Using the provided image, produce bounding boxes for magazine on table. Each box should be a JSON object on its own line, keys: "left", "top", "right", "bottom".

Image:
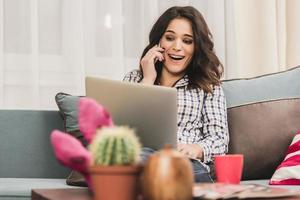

{"left": 193, "top": 183, "right": 300, "bottom": 199}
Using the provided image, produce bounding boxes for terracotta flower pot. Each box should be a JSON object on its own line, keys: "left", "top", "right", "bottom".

{"left": 89, "top": 165, "right": 143, "bottom": 200}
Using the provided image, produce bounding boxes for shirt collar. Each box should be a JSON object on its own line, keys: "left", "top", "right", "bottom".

{"left": 173, "top": 74, "right": 189, "bottom": 88}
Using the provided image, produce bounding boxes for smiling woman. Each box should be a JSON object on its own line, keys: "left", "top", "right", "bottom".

{"left": 158, "top": 18, "right": 194, "bottom": 86}
{"left": 123, "top": 6, "right": 229, "bottom": 183}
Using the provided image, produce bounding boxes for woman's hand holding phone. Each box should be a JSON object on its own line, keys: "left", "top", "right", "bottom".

{"left": 140, "top": 44, "right": 164, "bottom": 85}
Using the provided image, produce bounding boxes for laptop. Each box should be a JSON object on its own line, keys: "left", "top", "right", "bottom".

{"left": 85, "top": 76, "right": 178, "bottom": 150}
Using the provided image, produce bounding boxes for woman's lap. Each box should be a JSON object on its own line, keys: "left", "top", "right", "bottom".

{"left": 140, "top": 147, "right": 213, "bottom": 183}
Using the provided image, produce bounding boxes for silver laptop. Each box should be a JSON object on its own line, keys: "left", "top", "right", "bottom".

{"left": 85, "top": 76, "right": 178, "bottom": 150}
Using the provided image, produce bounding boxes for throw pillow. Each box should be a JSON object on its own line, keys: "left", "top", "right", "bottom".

{"left": 55, "top": 92, "right": 87, "bottom": 146}
{"left": 269, "top": 131, "right": 300, "bottom": 185}
{"left": 55, "top": 92, "right": 87, "bottom": 187}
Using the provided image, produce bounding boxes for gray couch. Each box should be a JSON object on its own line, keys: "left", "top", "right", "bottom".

{"left": 1, "top": 66, "right": 300, "bottom": 199}
{"left": 0, "top": 111, "right": 75, "bottom": 200}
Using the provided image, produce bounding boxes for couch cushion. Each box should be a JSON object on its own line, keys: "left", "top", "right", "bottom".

{"left": 0, "top": 110, "right": 69, "bottom": 178}
{"left": 222, "top": 66, "right": 300, "bottom": 108}
{"left": 0, "top": 178, "right": 76, "bottom": 199}
{"left": 227, "top": 98, "right": 300, "bottom": 180}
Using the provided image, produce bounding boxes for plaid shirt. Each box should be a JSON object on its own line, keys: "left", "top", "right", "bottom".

{"left": 123, "top": 70, "right": 229, "bottom": 166}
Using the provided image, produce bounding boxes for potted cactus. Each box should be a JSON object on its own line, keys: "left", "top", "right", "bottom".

{"left": 88, "top": 126, "right": 142, "bottom": 200}
{"left": 50, "top": 98, "right": 142, "bottom": 199}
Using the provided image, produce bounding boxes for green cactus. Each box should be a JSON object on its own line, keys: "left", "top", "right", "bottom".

{"left": 89, "top": 126, "right": 141, "bottom": 166}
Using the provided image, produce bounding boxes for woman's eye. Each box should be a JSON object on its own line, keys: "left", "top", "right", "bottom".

{"left": 183, "top": 39, "right": 193, "bottom": 44}
{"left": 165, "top": 36, "right": 174, "bottom": 41}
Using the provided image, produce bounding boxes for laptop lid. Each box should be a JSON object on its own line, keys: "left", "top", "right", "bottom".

{"left": 85, "top": 76, "right": 178, "bottom": 150}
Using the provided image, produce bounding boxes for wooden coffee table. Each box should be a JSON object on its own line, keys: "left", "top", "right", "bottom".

{"left": 32, "top": 188, "right": 92, "bottom": 200}
{"left": 31, "top": 188, "right": 300, "bottom": 200}
{"left": 32, "top": 188, "right": 143, "bottom": 200}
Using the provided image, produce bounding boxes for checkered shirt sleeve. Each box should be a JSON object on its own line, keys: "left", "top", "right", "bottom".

{"left": 198, "top": 85, "right": 229, "bottom": 163}
{"left": 122, "top": 70, "right": 142, "bottom": 83}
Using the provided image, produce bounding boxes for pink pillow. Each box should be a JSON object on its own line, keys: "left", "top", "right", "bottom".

{"left": 270, "top": 131, "right": 300, "bottom": 185}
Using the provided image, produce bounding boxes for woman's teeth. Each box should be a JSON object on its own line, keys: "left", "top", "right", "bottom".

{"left": 169, "top": 54, "right": 185, "bottom": 60}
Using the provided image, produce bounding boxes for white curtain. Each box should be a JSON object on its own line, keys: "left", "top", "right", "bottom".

{"left": 0, "top": 0, "right": 299, "bottom": 109}
{"left": 225, "top": 0, "right": 300, "bottom": 78}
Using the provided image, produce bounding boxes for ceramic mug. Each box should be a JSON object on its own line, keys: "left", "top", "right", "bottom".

{"left": 214, "top": 154, "right": 244, "bottom": 184}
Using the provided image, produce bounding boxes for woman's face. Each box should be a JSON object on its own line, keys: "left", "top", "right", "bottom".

{"left": 160, "top": 18, "right": 194, "bottom": 77}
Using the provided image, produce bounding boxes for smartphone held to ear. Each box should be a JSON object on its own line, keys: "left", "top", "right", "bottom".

{"left": 154, "top": 43, "right": 161, "bottom": 63}
{"left": 155, "top": 42, "right": 165, "bottom": 64}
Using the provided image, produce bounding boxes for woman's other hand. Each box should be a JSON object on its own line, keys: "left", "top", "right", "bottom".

{"left": 140, "top": 45, "right": 164, "bottom": 84}
{"left": 177, "top": 143, "right": 203, "bottom": 160}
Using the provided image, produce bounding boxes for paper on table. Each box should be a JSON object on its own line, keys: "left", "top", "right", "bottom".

{"left": 193, "top": 183, "right": 300, "bottom": 199}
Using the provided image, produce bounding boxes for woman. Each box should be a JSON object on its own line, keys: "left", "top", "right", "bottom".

{"left": 123, "top": 6, "right": 229, "bottom": 182}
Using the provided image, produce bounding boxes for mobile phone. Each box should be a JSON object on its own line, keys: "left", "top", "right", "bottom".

{"left": 154, "top": 42, "right": 162, "bottom": 64}
{"left": 155, "top": 42, "right": 164, "bottom": 72}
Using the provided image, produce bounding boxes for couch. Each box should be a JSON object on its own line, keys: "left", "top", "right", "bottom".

{"left": 0, "top": 111, "right": 76, "bottom": 200}
{"left": 1, "top": 66, "right": 300, "bottom": 199}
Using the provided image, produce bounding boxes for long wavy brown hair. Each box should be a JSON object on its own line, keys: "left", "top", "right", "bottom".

{"left": 139, "top": 6, "right": 223, "bottom": 93}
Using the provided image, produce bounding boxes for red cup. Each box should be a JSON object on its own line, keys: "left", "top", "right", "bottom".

{"left": 214, "top": 154, "right": 244, "bottom": 184}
